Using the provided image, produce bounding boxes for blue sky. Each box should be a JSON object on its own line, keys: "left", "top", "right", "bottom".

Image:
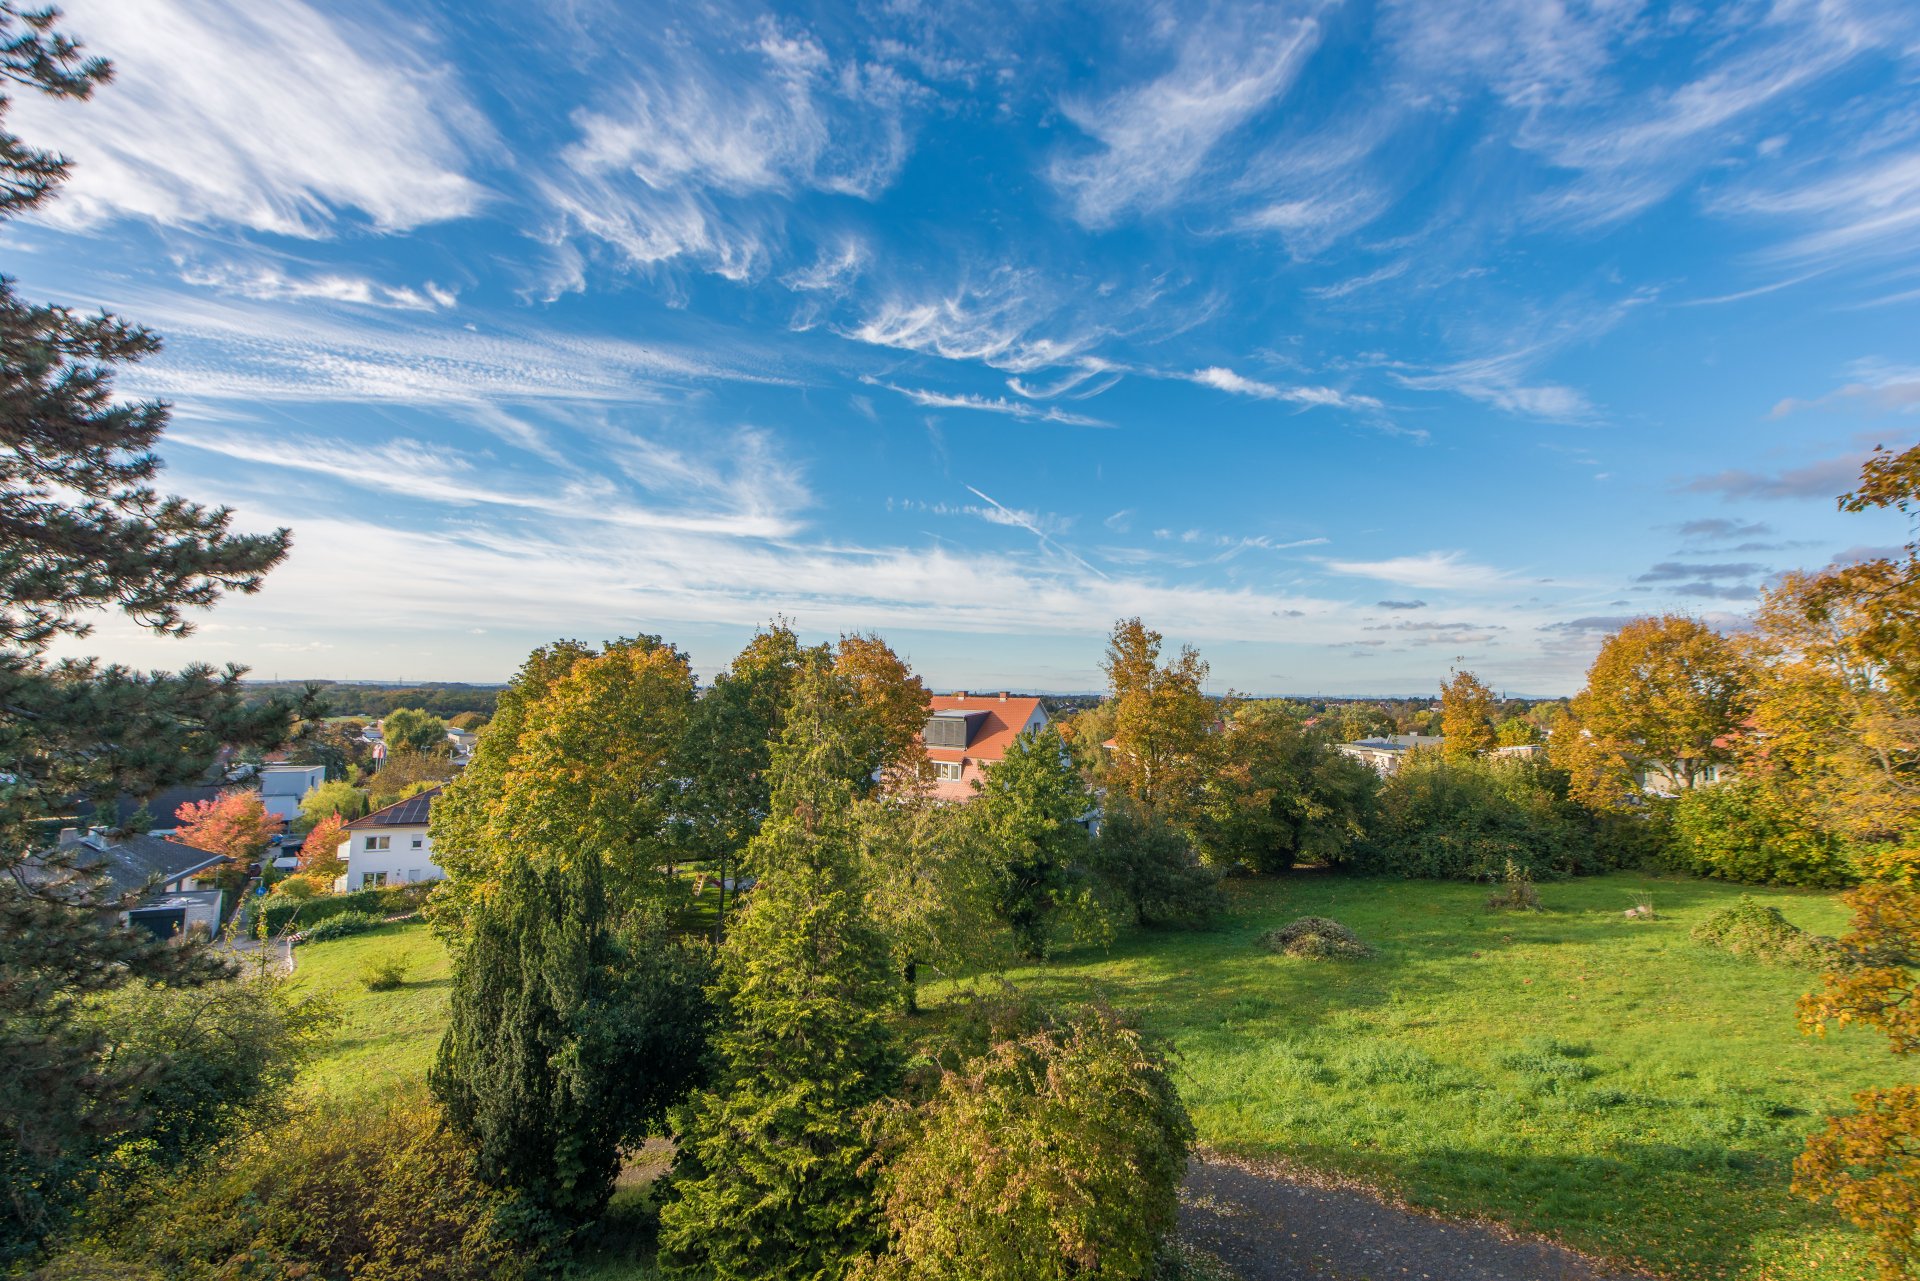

{"left": 18, "top": 0, "right": 1920, "bottom": 694}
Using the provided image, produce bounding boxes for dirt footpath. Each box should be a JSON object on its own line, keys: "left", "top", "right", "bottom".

{"left": 1179, "top": 1153, "right": 1654, "bottom": 1281}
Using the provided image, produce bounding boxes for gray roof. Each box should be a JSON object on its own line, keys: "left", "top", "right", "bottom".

{"left": 1347, "top": 734, "right": 1445, "bottom": 752}
{"left": 343, "top": 785, "right": 440, "bottom": 830}
{"left": 54, "top": 830, "right": 229, "bottom": 898}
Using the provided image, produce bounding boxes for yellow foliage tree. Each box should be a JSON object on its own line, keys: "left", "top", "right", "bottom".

{"left": 835, "top": 631, "right": 933, "bottom": 792}
{"left": 1101, "top": 618, "right": 1212, "bottom": 825}
{"left": 1440, "top": 669, "right": 1498, "bottom": 760}
{"left": 1798, "top": 883, "right": 1920, "bottom": 1277}
{"left": 1560, "top": 615, "right": 1747, "bottom": 812}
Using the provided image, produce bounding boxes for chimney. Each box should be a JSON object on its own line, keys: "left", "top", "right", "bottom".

{"left": 57, "top": 826, "right": 78, "bottom": 845}
{"left": 83, "top": 826, "right": 111, "bottom": 851}
{"left": 998, "top": 691, "right": 1009, "bottom": 702}
{"left": 954, "top": 691, "right": 967, "bottom": 701}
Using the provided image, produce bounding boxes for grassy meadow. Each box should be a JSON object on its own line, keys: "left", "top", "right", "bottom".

{"left": 286, "top": 872, "right": 1902, "bottom": 1281}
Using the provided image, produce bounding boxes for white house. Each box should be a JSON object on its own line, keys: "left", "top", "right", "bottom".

{"left": 258, "top": 763, "right": 326, "bottom": 824}
{"left": 335, "top": 786, "right": 443, "bottom": 891}
{"left": 921, "top": 692, "right": 1050, "bottom": 802}
{"left": 1336, "top": 733, "right": 1444, "bottom": 776}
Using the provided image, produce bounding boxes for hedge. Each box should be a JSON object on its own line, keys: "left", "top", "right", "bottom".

{"left": 256, "top": 881, "right": 434, "bottom": 936}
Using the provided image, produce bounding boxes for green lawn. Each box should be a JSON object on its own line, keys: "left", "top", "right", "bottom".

{"left": 291, "top": 922, "right": 452, "bottom": 1098}
{"left": 288, "top": 873, "right": 1904, "bottom": 1281}
{"left": 929, "top": 871, "right": 1903, "bottom": 1281}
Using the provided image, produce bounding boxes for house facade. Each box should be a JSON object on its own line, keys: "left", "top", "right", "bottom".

{"left": 1336, "top": 733, "right": 1444, "bottom": 776}
{"left": 258, "top": 763, "right": 325, "bottom": 824}
{"left": 335, "top": 786, "right": 443, "bottom": 890}
{"left": 922, "top": 691, "right": 1050, "bottom": 802}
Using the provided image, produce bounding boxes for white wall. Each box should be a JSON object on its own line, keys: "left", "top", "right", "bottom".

{"left": 336, "top": 824, "right": 443, "bottom": 891}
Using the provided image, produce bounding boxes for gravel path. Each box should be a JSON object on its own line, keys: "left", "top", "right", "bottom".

{"left": 1179, "top": 1153, "right": 1654, "bottom": 1281}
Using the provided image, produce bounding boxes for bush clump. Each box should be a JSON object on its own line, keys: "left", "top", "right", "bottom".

{"left": 361, "top": 952, "right": 410, "bottom": 990}
{"left": 859, "top": 1002, "right": 1192, "bottom": 1281}
{"left": 51, "top": 1094, "right": 548, "bottom": 1281}
{"left": 1666, "top": 779, "right": 1856, "bottom": 887}
{"left": 298, "top": 910, "right": 383, "bottom": 944}
{"left": 257, "top": 880, "right": 435, "bottom": 936}
{"left": 1485, "top": 860, "right": 1544, "bottom": 912}
{"left": 1354, "top": 753, "right": 1601, "bottom": 881}
{"left": 1693, "top": 896, "right": 1837, "bottom": 967}
{"left": 1261, "top": 916, "right": 1372, "bottom": 959}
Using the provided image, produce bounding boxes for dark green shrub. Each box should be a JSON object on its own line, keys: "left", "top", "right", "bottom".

{"left": 1666, "top": 779, "right": 1855, "bottom": 887}
{"left": 1693, "top": 896, "right": 1837, "bottom": 967}
{"left": 859, "top": 1004, "right": 1192, "bottom": 1281}
{"left": 297, "top": 910, "right": 382, "bottom": 944}
{"left": 1260, "top": 916, "right": 1371, "bottom": 959}
{"left": 1088, "top": 801, "right": 1224, "bottom": 928}
{"left": 257, "top": 880, "right": 434, "bottom": 936}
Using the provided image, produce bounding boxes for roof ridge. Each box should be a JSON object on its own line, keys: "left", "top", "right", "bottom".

{"left": 343, "top": 783, "right": 443, "bottom": 829}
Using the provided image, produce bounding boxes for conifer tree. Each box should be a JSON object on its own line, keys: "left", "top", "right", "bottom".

{"left": 431, "top": 850, "right": 712, "bottom": 1222}
{"left": 659, "top": 662, "right": 903, "bottom": 1281}
{"left": 0, "top": 8, "right": 300, "bottom": 1256}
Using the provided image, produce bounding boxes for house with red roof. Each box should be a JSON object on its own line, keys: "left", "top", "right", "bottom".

{"left": 922, "top": 691, "right": 1049, "bottom": 802}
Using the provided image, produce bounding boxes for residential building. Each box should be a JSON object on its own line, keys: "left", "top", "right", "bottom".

{"left": 922, "top": 691, "right": 1049, "bottom": 802}
{"left": 335, "top": 786, "right": 443, "bottom": 891}
{"left": 1337, "top": 733, "right": 1444, "bottom": 776}
{"left": 43, "top": 827, "right": 228, "bottom": 941}
{"left": 258, "top": 763, "right": 325, "bottom": 824}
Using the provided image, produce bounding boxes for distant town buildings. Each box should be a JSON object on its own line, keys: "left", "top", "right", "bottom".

{"left": 1336, "top": 733, "right": 1445, "bottom": 776}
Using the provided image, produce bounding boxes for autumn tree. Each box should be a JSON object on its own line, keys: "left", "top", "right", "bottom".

{"left": 835, "top": 631, "right": 933, "bottom": 791}
{"left": 429, "top": 636, "right": 695, "bottom": 933}
{"left": 365, "top": 749, "right": 456, "bottom": 810}
{"left": 1797, "top": 884, "right": 1920, "bottom": 1277}
{"left": 1440, "top": 669, "right": 1499, "bottom": 760}
{"left": 0, "top": 8, "right": 300, "bottom": 1254}
{"left": 1102, "top": 617, "right": 1213, "bottom": 825}
{"left": 172, "top": 789, "right": 275, "bottom": 890}
{"left": 294, "top": 811, "right": 348, "bottom": 887}
{"left": 1559, "top": 616, "right": 1747, "bottom": 812}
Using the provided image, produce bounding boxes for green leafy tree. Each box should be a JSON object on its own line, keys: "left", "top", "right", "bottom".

{"left": 1196, "top": 701, "right": 1377, "bottom": 872}
{"left": 674, "top": 622, "right": 810, "bottom": 931}
{"left": 1496, "top": 716, "right": 1542, "bottom": 747}
{"left": 1440, "top": 669, "right": 1499, "bottom": 760}
{"left": 659, "top": 688, "right": 903, "bottom": 1281}
{"left": 381, "top": 706, "right": 449, "bottom": 757}
{"left": 0, "top": 11, "right": 303, "bottom": 1256}
{"left": 854, "top": 792, "right": 1005, "bottom": 1013}
{"left": 365, "top": 749, "right": 456, "bottom": 810}
{"left": 1087, "top": 798, "right": 1222, "bottom": 927}
{"left": 972, "top": 725, "right": 1091, "bottom": 959}
{"left": 297, "top": 779, "right": 366, "bottom": 830}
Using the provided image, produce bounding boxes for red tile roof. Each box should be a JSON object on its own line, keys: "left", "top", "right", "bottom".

{"left": 923, "top": 693, "right": 1047, "bottom": 765}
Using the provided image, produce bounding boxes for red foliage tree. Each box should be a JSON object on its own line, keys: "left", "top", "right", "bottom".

{"left": 172, "top": 789, "right": 275, "bottom": 869}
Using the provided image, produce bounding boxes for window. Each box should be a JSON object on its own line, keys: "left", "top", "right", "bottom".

{"left": 411, "top": 836, "right": 423, "bottom": 848}
{"left": 364, "top": 835, "right": 390, "bottom": 851}
{"left": 924, "top": 714, "right": 971, "bottom": 748}
{"left": 407, "top": 869, "right": 422, "bottom": 882}
{"left": 361, "top": 871, "right": 388, "bottom": 889}
{"left": 935, "top": 760, "right": 964, "bottom": 782}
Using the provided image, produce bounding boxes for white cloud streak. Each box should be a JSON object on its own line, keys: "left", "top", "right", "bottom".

{"left": 14, "top": 0, "right": 486, "bottom": 236}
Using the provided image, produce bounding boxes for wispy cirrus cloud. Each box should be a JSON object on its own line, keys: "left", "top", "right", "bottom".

{"left": 544, "top": 16, "right": 918, "bottom": 281}
{"left": 1187, "top": 365, "right": 1383, "bottom": 411}
{"left": 176, "top": 258, "right": 457, "bottom": 311}
{"left": 865, "top": 380, "right": 1110, "bottom": 427}
{"left": 846, "top": 271, "right": 1095, "bottom": 372}
{"left": 1047, "top": 6, "right": 1323, "bottom": 227}
{"left": 14, "top": 0, "right": 487, "bottom": 236}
